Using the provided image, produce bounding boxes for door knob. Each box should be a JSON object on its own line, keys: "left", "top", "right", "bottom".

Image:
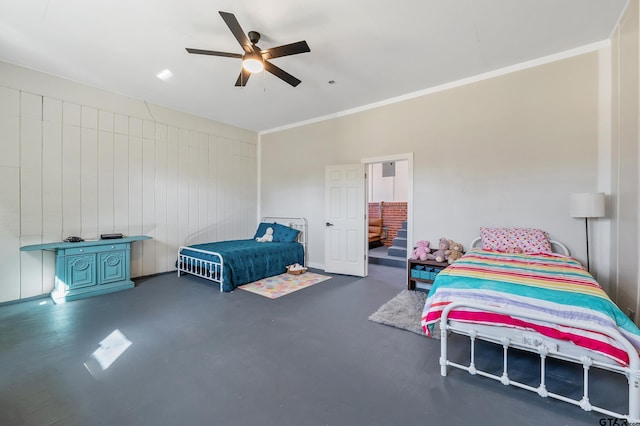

{"left": 326, "top": 222, "right": 334, "bottom": 227}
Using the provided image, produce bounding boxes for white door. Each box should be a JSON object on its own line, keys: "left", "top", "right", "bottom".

{"left": 324, "top": 164, "right": 366, "bottom": 276}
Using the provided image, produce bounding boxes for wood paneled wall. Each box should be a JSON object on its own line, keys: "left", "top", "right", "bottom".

{"left": 0, "top": 88, "right": 257, "bottom": 303}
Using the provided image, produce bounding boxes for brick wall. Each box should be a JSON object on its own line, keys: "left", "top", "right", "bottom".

{"left": 368, "top": 202, "right": 407, "bottom": 247}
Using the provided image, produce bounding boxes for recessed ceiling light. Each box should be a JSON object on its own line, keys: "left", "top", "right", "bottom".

{"left": 156, "top": 69, "right": 173, "bottom": 81}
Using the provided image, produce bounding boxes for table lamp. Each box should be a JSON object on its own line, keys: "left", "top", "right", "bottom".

{"left": 569, "top": 192, "right": 605, "bottom": 272}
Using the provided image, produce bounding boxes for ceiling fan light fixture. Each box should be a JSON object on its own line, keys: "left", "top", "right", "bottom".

{"left": 242, "top": 56, "right": 264, "bottom": 73}
{"left": 156, "top": 69, "right": 173, "bottom": 80}
{"left": 185, "top": 12, "right": 309, "bottom": 86}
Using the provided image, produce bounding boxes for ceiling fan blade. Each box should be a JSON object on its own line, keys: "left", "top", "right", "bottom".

{"left": 234, "top": 68, "right": 252, "bottom": 87}
{"left": 261, "top": 41, "right": 310, "bottom": 60}
{"left": 263, "top": 61, "right": 301, "bottom": 87}
{"left": 219, "top": 11, "right": 253, "bottom": 55}
{"left": 186, "top": 48, "right": 242, "bottom": 59}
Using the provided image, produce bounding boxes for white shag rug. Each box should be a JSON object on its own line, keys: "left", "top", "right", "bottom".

{"left": 368, "top": 289, "right": 432, "bottom": 337}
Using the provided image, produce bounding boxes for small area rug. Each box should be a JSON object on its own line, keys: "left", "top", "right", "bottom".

{"left": 368, "top": 289, "right": 432, "bottom": 338}
{"left": 239, "top": 272, "right": 332, "bottom": 299}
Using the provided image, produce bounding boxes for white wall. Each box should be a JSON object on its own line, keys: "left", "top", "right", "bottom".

{"left": 609, "top": 0, "right": 640, "bottom": 321}
{"left": 0, "top": 61, "right": 258, "bottom": 303}
{"left": 368, "top": 161, "right": 408, "bottom": 202}
{"left": 260, "top": 52, "right": 603, "bottom": 277}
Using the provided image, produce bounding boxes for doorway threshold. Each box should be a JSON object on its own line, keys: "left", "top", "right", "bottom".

{"left": 368, "top": 246, "right": 406, "bottom": 269}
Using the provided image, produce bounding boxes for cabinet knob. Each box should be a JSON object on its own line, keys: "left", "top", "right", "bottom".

{"left": 111, "top": 246, "right": 115, "bottom": 249}
{"left": 79, "top": 249, "right": 83, "bottom": 252}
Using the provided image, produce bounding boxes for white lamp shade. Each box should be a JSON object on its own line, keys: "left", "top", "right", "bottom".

{"left": 570, "top": 192, "right": 605, "bottom": 218}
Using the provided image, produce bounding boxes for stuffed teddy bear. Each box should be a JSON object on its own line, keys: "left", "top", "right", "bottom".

{"left": 410, "top": 240, "right": 431, "bottom": 261}
{"left": 429, "top": 237, "right": 450, "bottom": 263}
{"left": 255, "top": 227, "right": 273, "bottom": 242}
{"left": 445, "top": 240, "right": 464, "bottom": 264}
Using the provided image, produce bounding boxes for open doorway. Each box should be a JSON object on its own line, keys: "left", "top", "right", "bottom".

{"left": 365, "top": 158, "right": 410, "bottom": 272}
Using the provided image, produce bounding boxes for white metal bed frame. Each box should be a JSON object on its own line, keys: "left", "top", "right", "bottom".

{"left": 437, "top": 238, "right": 640, "bottom": 422}
{"left": 177, "top": 216, "right": 308, "bottom": 292}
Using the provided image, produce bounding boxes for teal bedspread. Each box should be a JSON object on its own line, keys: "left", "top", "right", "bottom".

{"left": 179, "top": 240, "right": 304, "bottom": 292}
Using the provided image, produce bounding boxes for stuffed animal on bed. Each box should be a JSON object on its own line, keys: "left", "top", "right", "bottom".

{"left": 429, "top": 237, "right": 450, "bottom": 263}
{"left": 445, "top": 241, "right": 464, "bottom": 264}
{"left": 410, "top": 240, "right": 431, "bottom": 261}
{"left": 256, "top": 227, "right": 273, "bottom": 242}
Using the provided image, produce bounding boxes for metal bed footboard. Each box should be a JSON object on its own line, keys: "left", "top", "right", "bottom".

{"left": 439, "top": 301, "right": 640, "bottom": 422}
{"left": 177, "top": 247, "right": 224, "bottom": 292}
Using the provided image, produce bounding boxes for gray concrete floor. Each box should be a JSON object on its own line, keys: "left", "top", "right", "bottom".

{"left": 0, "top": 265, "right": 626, "bottom": 425}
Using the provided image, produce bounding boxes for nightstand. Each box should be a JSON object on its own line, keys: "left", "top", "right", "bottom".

{"left": 407, "top": 259, "right": 449, "bottom": 291}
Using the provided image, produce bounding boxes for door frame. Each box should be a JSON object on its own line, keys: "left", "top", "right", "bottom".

{"left": 361, "top": 153, "right": 414, "bottom": 264}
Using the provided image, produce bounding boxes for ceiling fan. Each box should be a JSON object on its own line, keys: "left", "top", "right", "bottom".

{"left": 186, "top": 11, "right": 310, "bottom": 87}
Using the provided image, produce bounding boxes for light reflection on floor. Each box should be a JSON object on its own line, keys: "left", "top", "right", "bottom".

{"left": 84, "top": 329, "right": 132, "bottom": 378}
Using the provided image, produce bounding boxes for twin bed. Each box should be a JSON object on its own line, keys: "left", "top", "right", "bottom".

{"left": 421, "top": 227, "right": 640, "bottom": 421}
{"left": 178, "top": 221, "right": 640, "bottom": 419}
{"left": 177, "top": 217, "right": 307, "bottom": 292}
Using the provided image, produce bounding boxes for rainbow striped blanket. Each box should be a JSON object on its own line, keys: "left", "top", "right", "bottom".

{"left": 421, "top": 249, "right": 640, "bottom": 365}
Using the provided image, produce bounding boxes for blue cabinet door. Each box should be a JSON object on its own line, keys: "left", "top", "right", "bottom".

{"left": 98, "top": 251, "right": 126, "bottom": 284}
{"left": 66, "top": 255, "right": 97, "bottom": 289}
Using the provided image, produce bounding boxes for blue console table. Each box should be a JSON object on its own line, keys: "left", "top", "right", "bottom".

{"left": 20, "top": 236, "right": 151, "bottom": 304}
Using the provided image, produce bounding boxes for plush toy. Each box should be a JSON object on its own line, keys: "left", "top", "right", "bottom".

{"left": 410, "top": 240, "right": 431, "bottom": 261}
{"left": 256, "top": 227, "right": 273, "bottom": 242}
{"left": 287, "top": 263, "right": 307, "bottom": 274}
{"left": 445, "top": 240, "right": 464, "bottom": 264}
{"left": 429, "top": 237, "right": 450, "bottom": 263}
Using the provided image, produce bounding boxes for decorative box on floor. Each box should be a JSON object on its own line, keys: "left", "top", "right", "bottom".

{"left": 20, "top": 235, "right": 151, "bottom": 303}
